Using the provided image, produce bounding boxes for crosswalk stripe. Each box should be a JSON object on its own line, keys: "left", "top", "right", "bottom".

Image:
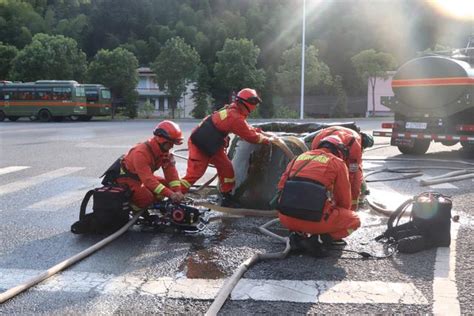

{"left": 24, "top": 189, "right": 86, "bottom": 212}
{"left": 0, "top": 166, "right": 30, "bottom": 176}
{"left": 0, "top": 268, "right": 428, "bottom": 305}
{"left": 0, "top": 167, "right": 84, "bottom": 196}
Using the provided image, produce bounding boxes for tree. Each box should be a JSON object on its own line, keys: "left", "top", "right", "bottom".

{"left": 191, "top": 65, "right": 212, "bottom": 119}
{"left": 151, "top": 36, "right": 200, "bottom": 118}
{"left": 11, "top": 33, "right": 87, "bottom": 82}
{"left": 331, "top": 75, "right": 348, "bottom": 118}
{"left": 0, "top": 43, "right": 18, "bottom": 79}
{"left": 351, "top": 49, "right": 397, "bottom": 116}
{"left": 275, "top": 44, "right": 332, "bottom": 96}
{"left": 213, "top": 38, "right": 265, "bottom": 102}
{"left": 87, "top": 47, "right": 139, "bottom": 118}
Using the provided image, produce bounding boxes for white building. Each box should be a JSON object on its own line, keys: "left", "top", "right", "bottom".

{"left": 366, "top": 71, "right": 395, "bottom": 117}
{"left": 136, "top": 67, "right": 196, "bottom": 118}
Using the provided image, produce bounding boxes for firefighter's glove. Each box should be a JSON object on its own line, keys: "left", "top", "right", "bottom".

{"left": 170, "top": 191, "right": 184, "bottom": 203}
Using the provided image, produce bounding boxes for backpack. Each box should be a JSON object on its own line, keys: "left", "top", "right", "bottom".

{"left": 71, "top": 185, "right": 131, "bottom": 234}
{"left": 375, "top": 192, "right": 452, "bottom": 253}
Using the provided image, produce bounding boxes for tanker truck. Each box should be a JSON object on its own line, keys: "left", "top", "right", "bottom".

{"left": 374, "top": 38, "right": 474, "bottom": 154}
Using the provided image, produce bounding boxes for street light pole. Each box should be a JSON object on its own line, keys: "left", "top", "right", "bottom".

{"left": 300, "top": 0, "right": 306, "bottom": 120}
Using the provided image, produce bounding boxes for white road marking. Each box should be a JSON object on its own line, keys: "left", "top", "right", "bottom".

{"left": 0, "top": 167, "right": 84, "bottom": 196}
{"left": 24, "top": 189, "right": 86, "bottom": 212}
{"left": 432, "top": 223, "right": 460, "bottom": 315}
{"left": 368, "top": 185, "right": 412, "bottom": 211}
{"left": 232, "top": 279, "right": 428, "bottom": 304}
{"left": 0, "top": 268, "right": 427, "bottom": 304}
{"left": 0, "top": 166, "right": 30, "bottom": 176}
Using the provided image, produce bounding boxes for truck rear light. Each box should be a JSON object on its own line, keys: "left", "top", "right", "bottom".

{"left": 382, "top": 122, "right": 394, "bottom": 129}
{"left": 457, "top": 124, "right": 474, "bottom": 132}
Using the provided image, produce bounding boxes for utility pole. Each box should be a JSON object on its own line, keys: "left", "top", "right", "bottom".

{"left": 300, "top": 0, "right": 306, "bottom": 120}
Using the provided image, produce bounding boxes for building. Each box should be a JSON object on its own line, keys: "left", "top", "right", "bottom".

{"left": 366, "top": 72, "right": 395, "bottom": 117}
{"left": 136, "top": 67, "right": 195, "bottom": 118}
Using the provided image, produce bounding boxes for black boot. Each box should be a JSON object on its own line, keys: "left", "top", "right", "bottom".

{"left": 220, "top": 192, "right": 240, "bottom": 208}
{"left": 299, "top": 235, "right": 330, "bottom": 258}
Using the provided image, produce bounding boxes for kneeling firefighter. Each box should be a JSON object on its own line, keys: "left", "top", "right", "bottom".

{"left": 181, "top": 88, "right": 273, "bottom": 206}
{"left": 276, "top": 135, "right": 361, "bottom": 256}
{"left": 311, "top": 126, "right": 374, "bottom": 211}
{"left": 102, "top": 120, "right": 185, "bottom": 210}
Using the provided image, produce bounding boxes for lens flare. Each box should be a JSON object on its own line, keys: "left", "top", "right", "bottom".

{"left": 429, "top": 0, "right": 474, "bottom": 20}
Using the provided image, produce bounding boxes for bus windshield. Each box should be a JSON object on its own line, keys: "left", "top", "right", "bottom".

{"left": 75, "top": 86, "right": 85, "bottom": 97}
{"left": 101, "top": 89, "right": 111, "bottom": 100}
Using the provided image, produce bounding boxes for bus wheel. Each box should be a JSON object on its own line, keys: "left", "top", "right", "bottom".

{"left": 0, "top": 111, "right": 5, "bottom": 122}
{"left": 79, "top": 115, "right": 92, "bottom": 121}
{"left": 397, "top": 139, "right": 430, "bottom": 155}
{"left": 38, "top": 109, "right": 52, "bottom": 122}
{"left": 7, "top": 116, "right": 19, "bottom": 122}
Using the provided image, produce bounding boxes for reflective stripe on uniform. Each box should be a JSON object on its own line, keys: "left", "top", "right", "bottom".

{"left": 351, "top": 199, "right": 358, "bottom": 205}
{"left": 347, "top": 228, "right": 354, "bottom": 235}
{"left": 154, "top": 183, "right": 166, "bottom": 195}
{"left": 296, "top": 153, "right": 330, "bottom": 164}
{"left": 224, "top": 177, "right": 235, "bottom": 183}
{"left": 219, "top": 109, "right": 228, "bottom": 120}
{"left": 169, "top": 180, "right": 181, "bottom": 187}
{"left": 181, "top": 179, "right": 191, "bottom": 188}
{"left": 120, "top": 167, "right": 126, "bottom": 175}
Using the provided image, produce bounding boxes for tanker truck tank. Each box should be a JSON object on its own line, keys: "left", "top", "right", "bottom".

{"left": 376, "top": 51, "right": 474, "bottom": 155}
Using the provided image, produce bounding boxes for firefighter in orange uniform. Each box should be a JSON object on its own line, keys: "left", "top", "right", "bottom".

{"left": 116, "top": 120, "right": 184, "bottom": 209}
{"left": 311, "top": 126, "right": 373, "bottom": 210}
{"left": 277, "top": 135, "right": 361, "bottom": 254}
{"left": 181, "top": 88, "right": 272, "bottom": 206}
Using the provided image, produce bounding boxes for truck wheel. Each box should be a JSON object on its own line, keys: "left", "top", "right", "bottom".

{"left": 0, "top": 111, "right": 5, "bottom": 122}
{"left": 460, "top": 141, "right": 474, "bottom": 153}
{"left": 38, "top": 109, "right": 52, "bottom": 122}
{"left": 397, "top": 139, "right": 430, "bottom": 155}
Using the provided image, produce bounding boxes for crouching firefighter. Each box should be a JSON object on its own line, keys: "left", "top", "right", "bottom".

{"left": 276, "top": 135, "right": 361, "bottom": 257}
{"left": 181, "top": 88, "right": 273, "bottom": 207}
{"left": 102, "top": 120, "right": 185, "bottom": 210}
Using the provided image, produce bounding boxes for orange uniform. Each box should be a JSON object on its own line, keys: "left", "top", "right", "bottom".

{"left": 181, "top": 102, "right": 269, "bottom": 193}
{"left": 311, "top": 126, "right": 363, "bottom": 210}
{"left": 117, "top": 137, "right": 181, "bottom": 209}
{"left": 277, "top": 148, "right": 360, "bottom": 240}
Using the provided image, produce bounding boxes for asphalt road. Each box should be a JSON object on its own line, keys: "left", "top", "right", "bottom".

{"left": 0, "top": 118, "right": 472, "bottom": 315}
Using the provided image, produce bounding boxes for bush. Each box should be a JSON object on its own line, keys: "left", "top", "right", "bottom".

{"left": 273, "top": 105, "right": 299, "bottom": 119}
{"left": 140, "top": 100, "right": 155, "bottom": 118}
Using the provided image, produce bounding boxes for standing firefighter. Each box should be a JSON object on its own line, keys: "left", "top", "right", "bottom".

{"left": 311, "top": 126, "right": 374, "bottom": 210}
{"left": 110, "top": 120, "right": 184, "bottom": 209}
{"left": 277, "top": 135, "right": 361, "bottom": 256}
{"left": 181, "top": 88, "right": 272, "bottom": 206}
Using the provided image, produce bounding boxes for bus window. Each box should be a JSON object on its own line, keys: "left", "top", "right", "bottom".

{"left": 75, "top": 86, "right": 85, "bottom": 97}
{"left": 52, "top": 87, "right": 72, "bottom": 100}
{"left": 86, "top": 90, "right": 99, "bottom": 102}
{"left": 101, "top": 89, "right": 111, "bottom": 100}
{"left": 18, "top": 88, "right": 34, "bottom": 100}
{"left": 2, "top": 88, "right": 17, "bottom": 100}
{"left": 35, "top": 88, "right": 53, "bottom": 100}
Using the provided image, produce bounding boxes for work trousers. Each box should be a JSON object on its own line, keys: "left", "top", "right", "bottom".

{"left": 182, "top": 139, "right": 235, "bottom": 194}
{"left": 117, "top": 176, "right": 171, "bottom": 210}
{"left": 279, "top": 206, "right": 361, "bottom": 240}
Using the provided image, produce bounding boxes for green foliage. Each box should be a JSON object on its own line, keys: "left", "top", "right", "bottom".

{"left": 0, "top": 42, "right": 18, "bottom": 79}
{"left": 351, "top": 49, "right": 397, "bottom": 116}
{"left": 151, "top": 36, "right": 200, "bottom": 118}
{"left": 87, "top": 47, "right": 139, "bottom": 118}
{"left": 275, "top": 44, "right": 333, "bottom": 96}
{"left": 331, "top": 75, "right": 348, "bottom": 118}
{"left": 273, "top": 105, "right": 299, "bottom": 119}
{"left": 191, "top": 65, "right": 212, "bottom": 119}
{"left": 141, "top": 100, "right": 155, "bottom": 118}
{"left": 214, "top": 38, "right": 266, "bottom": 94}
{"left": 10, "top": 33, "right": 87, "bottom": 81}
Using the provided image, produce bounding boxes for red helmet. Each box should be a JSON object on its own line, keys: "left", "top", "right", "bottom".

{"left": 235, "top": 88, "right": 262, "bottom": 112}
{"left": 315, "top": 135, "right": 349, "bottom": 160}
{"left": 153, "top": 120, "right": 183, "bottom": 145}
